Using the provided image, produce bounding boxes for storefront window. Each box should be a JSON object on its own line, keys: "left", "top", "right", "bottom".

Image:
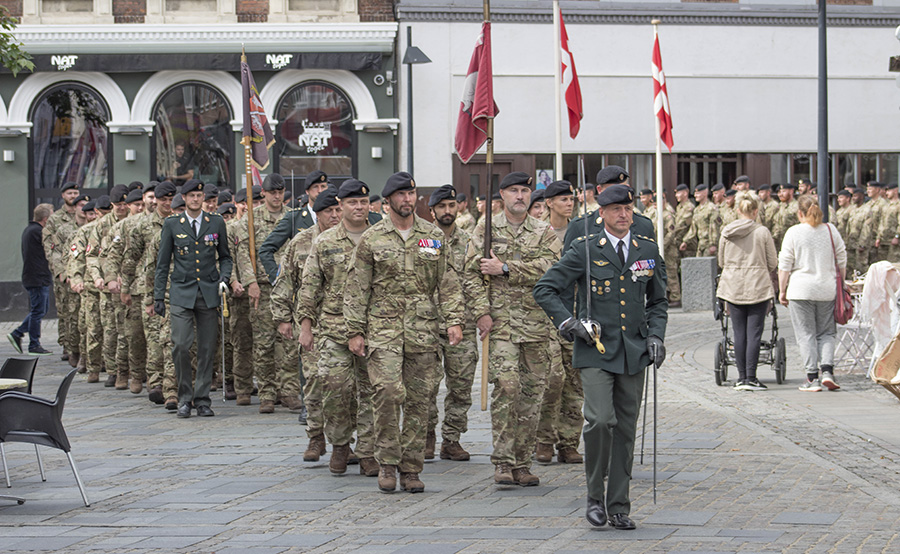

{"left": 30, "top": 83, "right": 110, "bottom": 206}
{"left": 791, "top": 154, "right": 813, "bottom": 184}
{"left": 153, "top": 83, "right": 232, "bottom": 188}
{"left": 880, "top": 154, "right": 899, "bottom": 185}
{"left": 276, "top": 81, "right": 355, "bottom": 182}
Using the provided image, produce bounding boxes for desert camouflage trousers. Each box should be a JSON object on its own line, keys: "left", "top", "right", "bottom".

{"left": 537, "top": 339, "right": 583, "bottom": 450}
{"left": 428, "top": 332, "right": 478, "bottom": 442}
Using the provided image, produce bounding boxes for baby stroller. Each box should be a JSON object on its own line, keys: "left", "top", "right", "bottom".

{"left": 713, "top": 295, "right": 787, "bottom": 386}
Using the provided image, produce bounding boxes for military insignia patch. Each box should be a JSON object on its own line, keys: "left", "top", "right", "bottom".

{"left": 632, "top": 239, "right": 639, "bottom": 248}
{"left": 85, "top": 243, "right": 93, "bottom": 254}
{"left": 204, "top": 216, "right": 209, "bottom": 222}
{"left": 599, "top": 238, "right": 607, "bottom": 246}
{"left": 180, "top": 218, "right": 185, "bottom": 223}
{"left": 176, "top": 234, "right": 188, "bottom": 239}
{"left": 418, "top": 239, "right": 442, "bottom": 249}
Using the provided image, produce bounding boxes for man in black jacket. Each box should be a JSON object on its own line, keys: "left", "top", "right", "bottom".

{"left": 8, "top": 203, "right": 55, "bottom": 355}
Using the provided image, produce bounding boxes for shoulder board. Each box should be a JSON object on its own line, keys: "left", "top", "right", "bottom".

{"left": 635, "top": 234, "right": 656, "bottom": 243}
{"left": 166, "top": 214, "right": 180, "bottom": 219}
{"left": 574, "top": 233, "right": 599, "bottom": 242}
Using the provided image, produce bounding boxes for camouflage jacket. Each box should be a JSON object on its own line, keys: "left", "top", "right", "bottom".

{"left": 464, "top": 212, "right": 562, "bottom": 343}
{"left": 772, "top": 199, "right": 799, "bottom": 247}
{"left": 103, "top": 214, "right": 140, "bottom": 286}
{"left": 122, "top": 210, "right": 168, "bottom": 301}
{"left": 296, "top": 223, "right": 358, "bottom": 344}
{"left": 226, "top": 218, "right": 242, "bottom": 288}
{"left": 681, "top": 202, "right": 720, "bottom": 256}
{"left": 85, "top": 211, "right": 124, "bottom": 288}
{"left": 440, "top": 224, "right": 476, "bottom": 334}
{"left": 673, "top": 201, "right": 694, "bottom": 246}
{"left": 271, "top": 225, "right": 320, "bottom": 325}
{"left": 67, "top": 220, "right": 101, "bottom": 293}
{"left": 343, "top": 215, "right": 465, "bottom": 353}
{"left": 234, "top": 205, "right": 287, "bottom": 287}
{"left": 455, "top": 211, "right": 476, "bottom": 235}
{"left": 834, "top": 204, "right": 856, "bottom": 240}
{"left": 877, "top": 199, "right": 900, "bottom": 243}
{"left": 42, "top": 208, "right": 78, "bottom": 278}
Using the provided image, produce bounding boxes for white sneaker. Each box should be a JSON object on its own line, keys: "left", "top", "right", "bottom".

{"left": 821, "top": 372, "right": 840, "bottom": 391}
{"left": 799, "top": 379, "right": 823, "bottom": 392}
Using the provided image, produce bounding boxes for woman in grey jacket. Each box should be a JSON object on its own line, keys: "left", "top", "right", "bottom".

{"left": 716, "top": 192, "right": 778, "bottom": 390}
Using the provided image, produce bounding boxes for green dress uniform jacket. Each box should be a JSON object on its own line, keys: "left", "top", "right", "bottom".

{"left": 563, "top": 209, "right": 654, "bottom": 253}
{"left": 533, "top": 230, "right": 668, "bottom": 373}
{"left": 154, "top": 212, "right": 232, "bottom": 309}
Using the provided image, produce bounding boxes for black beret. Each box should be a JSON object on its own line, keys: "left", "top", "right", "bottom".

{"left": 143, "top": 181, "right": 158, "bottom": 194}
{"left": 96, "top": 195, "right": 112, "bottom": 210}
{"left": 870, "top": 181, "right": 886, "bottom": 188}
{"left": 304, "top": 170, "right": 328, "bottom": 191}
{"left": 383, "top": 172, "right": 416, "bottom": 197}
{"left": 675, "top": 184, "right": 689, "bottom": 192}
{"left": 338, "top": 179, "right": 371, "bottom": 200}
{"left": 172, "top": 194, "right": 185, "bottom": 210}
{"left": 156, "top": 181, "right": 177, "bottom": 198}
{"left": 845, "top": 182, "right": 857, "bottom": 188}
{"left": 476, "top": 195, "right": 485, "bottom": 201}
{"left": 457, "top": 192, "right": 468, "bottom": 202}
{"left": 369, "top": 194, "right": 382, "bottom": 203}
{"left": 181, "top": 179, "right": 204, "bottom": 195}
{"left": 74, "top": 194, "right": 91, "bottom": 204}
{"left": 312, "top": 186, "right": 339, "bottom": 213}
{"left": 888, "top": 183, "right": 899, "bottom": 190}
{"left": 781, "top": 183, "right": 796, "bottom": 190}
{"left": 262, "top": 173, "right": 285, "bottom": 191}
{"left": 204, "top": 185, "right": 219, "bottom": 201}
{"left": 808, "top": 182, "right": 817, "bottom": 188}
{"left": 597, "top": 184, "right": 635, "bottom": 207}
{"left": 217, "top": 202, "right": 236, "bottom": 216}
{"left": 758, "top": 183, "right": 771, "bottom": 191}
{"left": 128, "top": 181, "right": 143, "bottom": 192}
{"left": 734, "top": 175, "right": 751, "bottom": 184}
{"left": 492, "top": 192, "right": 501, "bottom": 200}
{"left": 695, "top": 184, "right": 709, "bottom": 192}
{"left": 61, "top": 182, "right": 79, "bottom": 192}
{"left": 596, "top": 166, "right": 629, "bottom": 185}
{"left": 125, "top": 188, "right": 144, "bottom": 204}
{"left": 725, "top": 189, "right": 737, "bottom": 197}
{"left": 251, "top": 185, "right": 263, "bottom": 200}
{"left": 529, "top": 189, "right": 545, "bottom": 209}
{"left": 218, "top": 189, "right": 233, "bottom": 205}
{"left": 640, "top": 188, "right": 654, "bottom": 196}
{"left": 837, "top": 189, "right": 852, "bottom": 197}
{"left": 499, "top": 171, "right": 532, "bottom": 190}
{"left": 711, "top": 184, "right": 725, "bottom": 192}
{"left": 234, "top": 188, "right": 247, "bottom": 203}
{"left": 283, "top": 189, "right": 292, "bottom": 201}
{"left": 109, "top": 184, "right": 129, "bottom": 204}
{"left": 428, "top": 184, "right": 458, "bottom": 207}
{"left": 544, "top": 180, "right": 575, "bottom": 200}
{"left": 82, "top": 200, "right": 95, "bottom": 212}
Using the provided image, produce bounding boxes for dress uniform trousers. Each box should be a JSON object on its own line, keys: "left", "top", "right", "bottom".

{"left": 170, "top": 289, "right": 218, "bottom": 408}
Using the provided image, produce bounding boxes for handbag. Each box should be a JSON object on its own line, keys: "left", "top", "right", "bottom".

{"left": 827, "top": 224, "right": 853, "bottom": 325}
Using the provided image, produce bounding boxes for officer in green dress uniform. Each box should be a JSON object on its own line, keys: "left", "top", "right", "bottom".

{"left": 534, "top": 184, "right": 668, "bottom": 531}
{"left": 154, "top": 179, "right": 233, "bottom": 418}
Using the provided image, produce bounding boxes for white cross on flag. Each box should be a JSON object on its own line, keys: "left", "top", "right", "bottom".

{"left": 652, "top": 32, "right": 674, "bottom": 152}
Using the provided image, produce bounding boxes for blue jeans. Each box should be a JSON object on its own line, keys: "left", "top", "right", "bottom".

{"left": 13, "top": 285, "right": 49, "bottom": 350}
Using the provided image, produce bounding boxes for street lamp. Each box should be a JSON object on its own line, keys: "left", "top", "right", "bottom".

{"left": 402, "top": 26, "right": 431, "bottom": 176}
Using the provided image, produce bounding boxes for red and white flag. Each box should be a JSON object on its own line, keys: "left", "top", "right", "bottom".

{"left": 652, "top": 32, "right": 674, "bottom": 151}
{"left": 455, "top": 22, "right": 499, "bottom": 164}
{"left": 559, "top": 10, "right": 583, "bottom": 139}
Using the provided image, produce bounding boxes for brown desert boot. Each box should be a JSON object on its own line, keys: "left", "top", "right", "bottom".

{"left": 148, "top": 386, "right": 164, "bottom": 404}
{"left": 347, "top": 447, "right": 359, "bottom": 465}
{"left": 424, "top": 430, "right": 436, "bottom": 460}
{"left": 494, "top": 463, "right": 515, "bottom": 485}
{"left": 236, "top": 394, "right": 251, "bottom": 406}
{"left": 512, "top": 467, "right": 540, "bottom": 487}
{"left": 129, "top": 377, "right": 143, "bottom": 394}
{"left": 400, "top": 472, "right": 425, "bottom": 493}
{"left": 224, "top": 381, "right": 237, "bottom": 401}
{"left": 279, "top": 395, "right": 304, "bottom": 412}
{"left": 304, "top": 434, "right": 326, "bottom": 462}
{"left": 105, "top": 372, "right": 117, "bottom": 388}
{"left": 258, "top": 400, "right": 275, "bottom": 414}
{"left": 535, "top": 442, "right": 554, "bottom": 463}
{"left": 359, "top": 457, "right": 379, "bottom": 477}
{"left": 378, "top": 464, "right": 397, "bottom": 492}
{"left": 86, "top": 372, "right": 100, "bottom": 383}
{"left": 330, "top": 444, "right": 350, "bottom": 474}
{"left": 440, "top": 440, "right": 470, "bottom": 461}
{"left": 557, "top": 447, "right": 583, "bottom": 464}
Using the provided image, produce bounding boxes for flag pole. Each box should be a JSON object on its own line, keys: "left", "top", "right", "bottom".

{"left": 480, "top": 0, "right": 493, "bottom": 412}
{"left": 553, "top": 0, "right": 562, "bottom": 181}
{"left": 652, "top": 20, "right": 664, "bottom": 248}
{"left": 241, "top": 47, "right": 258, "bottom": 275}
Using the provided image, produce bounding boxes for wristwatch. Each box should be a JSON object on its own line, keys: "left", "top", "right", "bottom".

{"left": 501, "top": 263, "right": 509, "bottom": 276}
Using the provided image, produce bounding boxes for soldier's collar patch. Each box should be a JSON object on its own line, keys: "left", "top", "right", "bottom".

{"left": 632, "top": 239, "right": 639, "bottom": 248}
{"left": 204, "top": 216, "right": 209, "bottom": 222}
{"left": 180, "top": 217, "right": 185, "bottom": 223}
{"left": 599, "top": 237, "right": 607, "bottom": 246}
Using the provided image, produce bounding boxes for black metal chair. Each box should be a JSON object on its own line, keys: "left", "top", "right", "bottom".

{"left": 0, "top": 357, "right": 39, "bottom": 394}
{"left": 0, "top": 369, "right": 90, "bottom": 507}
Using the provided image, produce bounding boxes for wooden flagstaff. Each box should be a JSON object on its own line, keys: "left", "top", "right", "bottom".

{"left": 241, "top": 47, "right": 258, "bottom": 275}
{"left": 480, "top": 0, "right": 493, "bottom": 412}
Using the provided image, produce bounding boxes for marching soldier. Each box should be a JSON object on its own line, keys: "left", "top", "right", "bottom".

{"left": 844, "top": 188, "right": 868, "bottom": 275}
{"left": 680, "top": 185, "right": 719, "bottom": 257}
{"left": 771, "top": 183, "right": 799, "bottom": 250}
{"left": 424, "top": 184, "right": 479, "bottom": 462}
{"left": 42, "top": 182, "right": 83, "bottom": 366}
{"left": 464, "top": 171, "right": 562, "bottom": 487}
{"left": 671, "top": 184, "right": 693, "bottom": 306}
{"left": 153, "top": 179, "right": 232, "bottom": 418}
{"left": 833, "top": 189, "right": 853, "bottom": 239}
{"left": 272, "top": 186, "right": 342, "bottom": 462}
{"left": 534, "top": 180, "right": 583, "bottom": 464}
{"left": 297, "top": 179, "right": 378, "bottom": 476}
{"left": 67, "top": 201, "right": 105, "bottom": 382}
{"left": 863, "top": 181, "right": 889, "bottom": 265}
{"left": 534, "top": 184, "right": 668, "bottom": 531}
{"left": 757, "top": 184, "right": 777, "bottom": 230}
{"left": 344, "top": 171, "right": 465, "bottom": 493}
{"left": 720, "top": 189, "right": 739, "bottom": 227}
{"left": 643, "top": 189, "right": 681, "bottom": 307}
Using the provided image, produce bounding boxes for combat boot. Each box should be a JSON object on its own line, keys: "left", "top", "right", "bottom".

{"left": 87, "top": 372, "right": 100, "bottom": 383}
{"left": 400, "top": 472, "right": 425, "bottom": 493}
{"left": 224, "top": 381, "right": 237, "bottom": 401}
{"left": 115, "top": 371, "right": 129, "bottom": 390}
{"left": 494, "top": 463, "right": 514, "bottom": 485}
{"left": 378, "top": 464, "right": 397, "bottom": 492}
{"left": 359, "top": 457, "right": 379, "bottom": 477}
{"left": 236, "top": 394, "right": 251, "bottom": 406}
{"left": 440, "top": 441, "right": 470, "bottom": 461}
{"left": 512, "top": 467, "right": 540, "bottom": 487}
{"left": 129, "top": 377, "right": 143, "bottom": 394}
{"left": 279, "top": 395, "right": 304, "bottom": 413}
{"left": 348, "top": 447, "right": 359, "bottom": 465}
{"left": 304, "top": 434, "right": 326, "bottom": 462}
{"left": 424, "top": 430, "right": 436, "bottom": 460}
{"left": 68, "top": 352, "right": 80, "bottom": 369}
{"left": 557, "top": 447, "right": 583, "bottom": 464}
{"left": 165, "top": 397, "right": 178, "bottom": 411}
{"left": 330, "top": 443, "right": 350, "bottom": 474}
{"left": 535, "top": 443, "right": 554, "bottom": 463}
{"left": 76, "top": 357, "right": 86, "bottom": 373}
{"left": 259, "top": 400, "right": 275, "bottom": 414}
{"left": 105, "top": 373, "right": 117, "bottom": 388}
{"left": 148, "top": 386, "right": 164, "bottom": 405}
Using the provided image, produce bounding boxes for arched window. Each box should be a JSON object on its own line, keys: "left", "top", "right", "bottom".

{"left": 30, "top": 83, "right": 110, "bottom": 206}
{"left": 153, "top": 82, "right": 233, "bottom": 188}
{"left": 275, "top": 81, "right": 356, "bottom": 182}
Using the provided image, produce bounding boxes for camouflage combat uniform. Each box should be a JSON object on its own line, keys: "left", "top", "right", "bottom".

{"left": 105, "top": 214, "right": 147, "bottom": 387}
{"left": 297, "top": 223, "right": 375, "bottom": 458}
{"left": 464, "top": 212, "right": 562, "bottom": 471}
{"left": 226, "top": 217, "right": 250, "bottom": 392}
{"left": 67, "top": 220, "right": 103, "bottom": 376}
{"left": 343, "top": 215, "right": 465, "bottom": 474}
{"left": 86, "top": 211, "right": 125, "bottom": 378}
{"left": 43, "top": 207, "right": 81, "bottom": 358}
{"left": 681, "top": 202, "right": 720, "bottom": 257}
{"left": 771, "top": 199, "right": 799, "bottom": 251}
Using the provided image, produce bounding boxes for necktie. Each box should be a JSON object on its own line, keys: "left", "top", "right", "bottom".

{"left": 617, "top": 240, "right": 626, "bottom": 265}
{"left": 193, "top": 220, "right": 199, "bottom": 238}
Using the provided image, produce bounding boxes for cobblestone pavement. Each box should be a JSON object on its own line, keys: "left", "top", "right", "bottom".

{"left": 2, "top": 308, "right": 900, "bottom": 553}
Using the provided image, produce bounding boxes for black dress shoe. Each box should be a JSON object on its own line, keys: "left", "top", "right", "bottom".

{"left": 196, "top": 405, "right": 215, "bottom": 417}
{"left": 177, "top": 403, "right": 192, "bottom": 418}
{"left": 586, "top": 497, "right": 607, "bottom": 528}
{"left": 608, "top": 513, "right": 636, "bottom": 530}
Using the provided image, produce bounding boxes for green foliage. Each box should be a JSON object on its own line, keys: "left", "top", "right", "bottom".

{"left": 0, "top": 6, "right": 33, "bottom": 77}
